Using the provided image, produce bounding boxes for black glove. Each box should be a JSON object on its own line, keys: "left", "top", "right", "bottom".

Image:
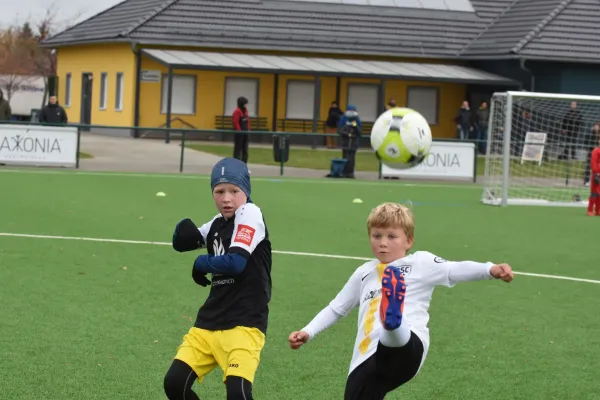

{"left": 172, "top": 218, "right": 204, "bottom": 252}
{"left": 192, "top": 267, "right": 211, "bottom": 287}
{"left": 595, "top": 173, "right": 600, "bottom": 185}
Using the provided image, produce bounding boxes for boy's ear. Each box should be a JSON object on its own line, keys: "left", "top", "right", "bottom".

{"left": 406, "top": 237, "right": 415, "bottom": 249}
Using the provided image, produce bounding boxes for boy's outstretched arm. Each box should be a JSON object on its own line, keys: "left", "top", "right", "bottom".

{"left": 289, "top": 268, "right": 362, "bottom": 349}
{"left": 423, "top": 252, "right": 514, "bottom": 287}
{"left": 193, "top": 204, "right": 266, "bottom": 276}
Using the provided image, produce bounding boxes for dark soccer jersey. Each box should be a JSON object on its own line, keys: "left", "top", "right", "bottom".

{"left": 194, "top": 203, "right": 272, "bottom": 334}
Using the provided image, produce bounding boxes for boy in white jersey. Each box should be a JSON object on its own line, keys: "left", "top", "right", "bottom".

{"left": 288, "top": 202, "right": 514, "bottom": 400}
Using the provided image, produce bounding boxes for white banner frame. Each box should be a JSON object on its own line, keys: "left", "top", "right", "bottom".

{"left": 380, "top": 140, "right": 476, "bottom": 181}
{"left": 520, "top": 132, "right": 547, "bottom": 166}
{"left": 0, "top": 124, "right": 78, "bottom": 167}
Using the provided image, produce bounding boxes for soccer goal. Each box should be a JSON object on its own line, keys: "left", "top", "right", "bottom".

{"left": 481, "top": 91, "right": 599, "bottom": 207}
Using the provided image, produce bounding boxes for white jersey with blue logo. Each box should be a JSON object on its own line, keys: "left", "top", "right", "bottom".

{"left": 301, "top": 251, "right": 494, "bottom": 375}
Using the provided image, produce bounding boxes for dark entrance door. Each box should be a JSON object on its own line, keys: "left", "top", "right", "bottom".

{"left": 80, "top": 73, "right": 93, "bottom": 131}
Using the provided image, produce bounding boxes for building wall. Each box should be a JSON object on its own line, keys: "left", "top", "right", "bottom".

{"left": 556, "top": 64, "right": 600, "bottom": 95}
{"left": 56, "top": 44, "right": 136, "bottom": 127}
{"left": 140, "top": 55, "right": 465, "bottom": 138}
{"left": 55, "top": 43, "right": 468, "bottom": 139}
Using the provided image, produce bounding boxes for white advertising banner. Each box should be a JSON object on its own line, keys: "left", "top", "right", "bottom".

{"left": 0, "top": 124, "right": 78, "bottom": 167}
{"left": 381, "top": 141, "right": 476, "bottom": 180}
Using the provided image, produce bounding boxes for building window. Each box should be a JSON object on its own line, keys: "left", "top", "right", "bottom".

{"left": 347, "top": 83, "right": 379, "bottom": 122}
{"left": 115, "top": 72, "right": 124, "bottom": 111}
{"left": 224, "top": 78, "right": 258, "bottom": 117}
{"left": 161, "top": 74, "right": 196, "bottom": 115}
{"left": 65, "top": 73, "right": 71, "bottom": 107}
{"left": 407, "top": 86, "right": 438, "bottom": 125}
{"left": 99, "top": 72, "right": 108, "bottom": 109}
{"left": 286, "top": 80, "right": 315, "bottom": 119}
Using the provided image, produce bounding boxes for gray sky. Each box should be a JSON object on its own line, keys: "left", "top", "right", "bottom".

{"left": 0, "top": 0, "right": 122, "bottom": 30}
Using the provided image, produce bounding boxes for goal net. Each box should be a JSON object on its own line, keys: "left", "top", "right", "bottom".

{"left": 481, "top": 91, "right": 599, "bottom": 207}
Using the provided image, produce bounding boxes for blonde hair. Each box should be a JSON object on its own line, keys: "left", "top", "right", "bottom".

{"left": 367, "top": 202, "right": 415, "bottom": 240}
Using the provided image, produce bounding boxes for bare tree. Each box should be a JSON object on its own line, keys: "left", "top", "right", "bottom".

{"left": 0, "top": 5, "right": 82, "bottom": 105}
{"left": 0, "top": 26, "right": 36, "bottom": 101}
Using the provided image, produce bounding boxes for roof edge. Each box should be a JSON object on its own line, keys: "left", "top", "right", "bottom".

{"left": 457, "top": 0, "right": 520, "bottom": 56}
{"left": 511, "top": 0, "right": 574, "bottom": 54}
{"left": 39, "top": 38, "right": 133, "bottom": 48}
{"left": 41, "top": 0, "right": 131, "bottom": 46}
{"left": 118, "top": 0, "right": 179, "bottom": 37}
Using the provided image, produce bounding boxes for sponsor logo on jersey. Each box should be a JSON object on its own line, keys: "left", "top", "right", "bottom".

{"left": 363, "top": 288, "right": 382, "bottom": 302}
{"left": 234, "top": 224, "right": 255, "bottom": 246}
{"left": 212, "top": 278, "right": 235, "bottom": 286}
{"left": 433, "top": 257, "right": 446, "bottom": 263}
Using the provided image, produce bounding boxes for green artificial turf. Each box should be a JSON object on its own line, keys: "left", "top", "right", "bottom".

{"left": 0, "top": 169, "right": 598, "bottom": 399}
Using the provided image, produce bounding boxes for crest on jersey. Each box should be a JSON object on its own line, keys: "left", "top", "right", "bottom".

{"left": 396, "top": 264, "right": 412, "bottom": 277}
{"left": 213, "top": 238, "right": 225, "bottom": 256}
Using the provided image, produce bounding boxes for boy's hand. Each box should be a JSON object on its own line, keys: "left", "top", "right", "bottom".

{"left": 173, "top": 218, "right": 203, "bottom": 252}
{"left": 288, "top": 331, "right": 310, "bottom": 349}
{"left": 490, "top": 264, "right": 514, "bottom": 282}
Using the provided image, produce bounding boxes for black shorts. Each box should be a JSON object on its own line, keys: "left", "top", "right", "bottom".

{"left": 344, "top": 331, "right": 425, "bottom": 400}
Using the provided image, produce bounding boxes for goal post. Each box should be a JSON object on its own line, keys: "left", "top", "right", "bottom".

{"left": 481, "top": 90, "right": 600, "bottom": 207}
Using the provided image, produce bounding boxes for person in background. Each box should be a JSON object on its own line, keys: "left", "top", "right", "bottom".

{"left": 232, "top": 96, "right": 250, "bottom": 164}
{"left": 475, "top": 101, "right": 489, "bottom": 154}
{"left": 587, "top": 134, "right": 600, "bottom": 216}
{"left": 39, "top": 95, "right": 68, "bottom": 125}
{"left": 337, "top": 104, "right": 362, "bottom": 179}
{"left": 0, "top": 89, "right": 11, "bottom": 121}
{"left": 584, "top": 123, "right": 600, "bottom": 186}
{"left": 325, "top": 101, "right": 343, "bottom": 149}
{"left": 454, "top": 101, "right": 473, "bottom": 140}
{"left": 559, "top": 101, "right": 583, "bottom": 160}
{"left": 386, "top": 99, "right": 397, "bottom": 111}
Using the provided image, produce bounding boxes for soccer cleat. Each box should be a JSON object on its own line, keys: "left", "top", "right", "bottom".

{"left": 380, "top": 266, "right": 407, "bottom": 331}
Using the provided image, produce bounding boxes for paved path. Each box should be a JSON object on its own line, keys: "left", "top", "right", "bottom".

{"left": 78, "top": 133, "right": 381, "bottom": 179}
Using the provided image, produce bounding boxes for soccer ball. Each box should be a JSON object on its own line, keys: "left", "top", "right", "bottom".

{"left": 370, "top": 107, "right": 432, "bottom": 169}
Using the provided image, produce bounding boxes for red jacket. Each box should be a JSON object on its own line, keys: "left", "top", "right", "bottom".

{"left": 592, "top": 147, "right": 600, "bottom": 174}
{"left": 232, "top": 107, "right": 250, "bottom": 131}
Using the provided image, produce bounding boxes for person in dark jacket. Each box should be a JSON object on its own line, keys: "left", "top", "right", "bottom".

{"left": 454, "top": 101, "right": 474, "bottom": 140}
{"left": 232, "top": 96, "right": 250, "bottom": 163}
{"left": 337, "top": 104, "right": 362, "bottom": 179}
{"left": 39, "top": 95, "right": 68, "bottom": 125}
{"left": 325, "top": 101, "right": 343, "bottom": 149}
{"left": 475, "top": 101, "right": 490, "bottom": 154}
{"left": 0, "top": 89, "right": 11, "bottom": 121}
{"left": 559, "top": 101, "right": 584, "bottom": 160}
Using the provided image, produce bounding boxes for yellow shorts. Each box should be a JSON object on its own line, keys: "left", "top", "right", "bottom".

{"left": 174, "top": 326, "right": 265, "bottom": 384}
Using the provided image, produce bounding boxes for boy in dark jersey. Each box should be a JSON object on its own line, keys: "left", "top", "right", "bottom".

{"left": 164, "top": 157, "right": 272, "bottom": 400}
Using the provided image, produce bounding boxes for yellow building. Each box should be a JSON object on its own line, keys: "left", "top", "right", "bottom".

{"left": 42, "top": 0, "right": 517, "bottom": 140}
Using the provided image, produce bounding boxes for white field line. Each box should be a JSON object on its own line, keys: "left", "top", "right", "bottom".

{"left": 0, "top": 168, "right": 481, "bottom": 190}
{"left": 1, "top": 232, "right": 599, "bottom": 285}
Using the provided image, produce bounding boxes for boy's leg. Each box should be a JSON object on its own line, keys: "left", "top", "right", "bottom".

{"left": 233, "top": 134, "right": 242, "bottom": 160}
{"left": 164, "top": 327, "right": 219, "bottom": 399}
{"left": 241, "top": 134, "right": 249, "bottom": 164}
{"left": 376, "top": 267, "right": 425, "bottom": 393}
{"left": 214, "top": 327, "right": 266, "bottom": 400}
{"left": 164, "top": 360, "right": 200, "bottom": 400}
{"left": 343, "top": 356, "right": 386, "bottom": 400}
{"left": 588, "top": 193, "right": 595, "bottom": 215}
